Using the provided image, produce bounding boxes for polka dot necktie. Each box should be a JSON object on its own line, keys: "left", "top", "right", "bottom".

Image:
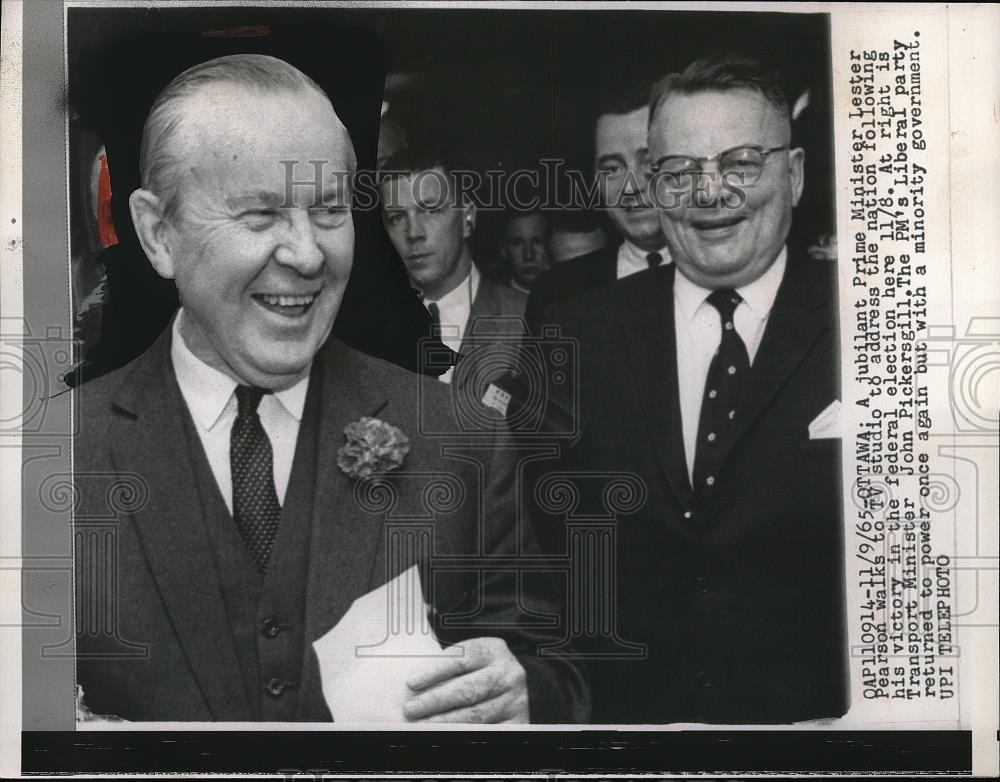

{"left": 693, "top": 290, "right": 749, "bottom": 496}
{"left": 231, "top": 385, "right": 281, "bottom": 572}
{"left": 646, "top": 252, "right": 663, "bottom": 269}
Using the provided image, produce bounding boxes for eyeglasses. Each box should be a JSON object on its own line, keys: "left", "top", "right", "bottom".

{"left": 651, "top": 145, "right": 789, "bottom": 191}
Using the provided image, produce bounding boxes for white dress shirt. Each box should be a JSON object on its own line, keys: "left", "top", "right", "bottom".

{"left": 425, "top": 265, "right": 480, "bottom": 384}
{"left": 674, "top": 248, "right": 787, "bottom": 481}
{"left": 616, "top": 239, "right": 671, "bottom": 280}
{"left": 170, "top": 310, "right": 309, "bottom": 513}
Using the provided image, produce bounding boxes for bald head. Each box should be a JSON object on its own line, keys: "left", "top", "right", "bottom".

{"left": 138, "top": 53, "right": 355, "bottom": 220}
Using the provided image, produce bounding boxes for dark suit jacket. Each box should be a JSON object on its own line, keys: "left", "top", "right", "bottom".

{"left": 74, "top": 329, "right": 588, "bottom": 723}
{"left": 537, "top": 257, "right": 847, "bottom": 724}
{"left": 525, "top": 244, "right": 617, "bottom": 334}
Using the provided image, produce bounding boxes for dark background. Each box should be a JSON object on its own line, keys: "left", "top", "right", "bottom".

{"left": 23, "top": 729, "right": 971, "bottom": 774}
{"left": 67, "top": 6, "right": 833, "bottom": 382}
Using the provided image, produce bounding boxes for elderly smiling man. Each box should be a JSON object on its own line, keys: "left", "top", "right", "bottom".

{"left": 541, "top": 52, "right": 847, "bottom": 724}
{"left": 73, "top": 54, "right": 587, "bottom": 724}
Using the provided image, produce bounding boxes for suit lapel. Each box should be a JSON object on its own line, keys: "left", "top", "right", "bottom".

{"left": 463, "top": 278, "right": 499, "bottom": 351}
{"left": 728, "top": 257, "right": 832, "bottom": 449}
{"left": 110, "top": 330, "right": 252, "bottom": 719}
{"left": 297, "top": 340, "right": 392, "bottom": 718}
{"left": 454, "top": 278, "right": 499, "bottom": 394}
{"left": 621, "top": 266, "right": 696, "bottom": 511}
{"left": 600, "top": 243, "right": 620, "bottom": 284}
{"left": 616, "top": 258, "right": 830, "bottom": 521}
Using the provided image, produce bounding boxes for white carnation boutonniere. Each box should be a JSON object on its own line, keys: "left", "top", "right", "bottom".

{"left": 337, "top": 416, "right": 410, "bottom": 480}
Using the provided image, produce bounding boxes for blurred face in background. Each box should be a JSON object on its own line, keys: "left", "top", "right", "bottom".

{"left": 549, "top": 224, "right": 608, "bottom": 263}
{"left": 594, "top": 106, "right": 665, "bottom": 252}
{"left": 380, "top": 167, "right": 475, "bottom": 300}
{"left": 501, "top": 212, "right": 551, "bottom": 289}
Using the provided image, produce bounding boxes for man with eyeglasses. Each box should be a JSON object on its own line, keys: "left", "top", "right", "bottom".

{"left": 538, "top": 53, "right": 846, "bottom": 724}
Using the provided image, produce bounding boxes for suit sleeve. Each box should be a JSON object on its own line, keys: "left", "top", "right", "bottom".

{"left": 430, "top": 419, "right": 592, "bottom": 724}
{"left": 489, "top": 428, "right": 591, "bottom": 724}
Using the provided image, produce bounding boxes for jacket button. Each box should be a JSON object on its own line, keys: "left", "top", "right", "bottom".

{"left": 262, "top": 619, "right": 281, "bottom": 638}
{"left": 696, "top": 671, "right": 712, "bottom": 689}
{"left": 695, "top": 576, "right": 710, "bottom": 594}
{"left": 265, "top": 678, "right": 286, "bottom": 697}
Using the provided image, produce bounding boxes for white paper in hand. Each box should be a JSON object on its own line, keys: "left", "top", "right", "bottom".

{"left": 312, "top": 565, "right": 451, "bottom": 724}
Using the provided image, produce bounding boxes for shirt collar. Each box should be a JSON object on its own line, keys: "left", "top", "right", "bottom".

{"left": 619, "top": 238, "right": 670, "bottom": 269}
{"left": 170, "top": 309, "right": 309, "bottom": 431}
{"left": 674, "top": 246, "right": 787, "bottom": 324}
{"left": 737, "top": 246, "right": 786, "bottom": 321}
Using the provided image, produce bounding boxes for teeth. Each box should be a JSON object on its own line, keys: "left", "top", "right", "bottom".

{"left": 258, "top": 293, "right": 317, "bottom": 307}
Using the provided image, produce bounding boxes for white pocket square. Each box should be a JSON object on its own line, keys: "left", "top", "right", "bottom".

{"left": 809, "top": 399, "right": 842, "bottom": 440}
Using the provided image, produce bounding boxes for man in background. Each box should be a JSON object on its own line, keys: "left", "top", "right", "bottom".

{"left": 526, "top": 83, "right": 670, "bottom": 330}
{"left": 499, "top": 210, "right": 551, "bottom": 294}
{"left": 380, "top": 145, "right": 528, "bottom": 398}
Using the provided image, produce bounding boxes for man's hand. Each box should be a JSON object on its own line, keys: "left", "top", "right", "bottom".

{"left": 403, "top": 636, "right": 529, "bottom": 723}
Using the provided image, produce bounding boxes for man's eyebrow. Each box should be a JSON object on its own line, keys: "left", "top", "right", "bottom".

{"left": 315, "top": 183, "right": 351, "bottom": 204}
{"left": 415, "top": 195, "right": 451, "bottom": 210}
{"left": 596, "top": 153, "right": 626, "bottom": 167}
{"left": 226, "top": 192, "right": 280, "bottom": 210}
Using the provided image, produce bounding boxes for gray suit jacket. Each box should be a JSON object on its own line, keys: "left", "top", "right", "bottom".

{"left": 74, "top": 329, "right": 589, "bottom": 722}
{"left": 447, "top": 276, "right": 528, "bottom": 399}
{"left": 465, "top": 277, "right": 529, "bottom": 344}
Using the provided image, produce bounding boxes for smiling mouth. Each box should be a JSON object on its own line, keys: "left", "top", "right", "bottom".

{"left": 252, "top": 291, "right": 320, "bottom": 317}
{"left": 690, "top": 214, "right": 746, "bottom": 232}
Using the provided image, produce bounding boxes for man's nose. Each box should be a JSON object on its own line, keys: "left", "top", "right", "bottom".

{"left": 404, "top": 211, "right": 426, "bottom": 243}
{"left": 621, "top": 170, "right": 641, "bottom": 197}
{"left": 622, "top": 166, "right": 652, "bottom": 202}
{"left": 275, "top": 209, "right": 325, "bottom": 274}
{"left": 524, "top": 243, "right": 536, "bottom": 261}
{"left": 693, "top": 162, "right": 725, "bottom": 208}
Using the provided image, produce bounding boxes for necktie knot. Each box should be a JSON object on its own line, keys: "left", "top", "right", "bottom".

{"left": 646, "top": 252, "right": 663, "bottom": 269}
{"left": 706, "top": 289, "right": 742, "bottom": 322}
{"left": 427, "top": 302, "right": 441, "bottom": 327}
{"left": 235, "top": 385, "right": 266, "bottom": 417}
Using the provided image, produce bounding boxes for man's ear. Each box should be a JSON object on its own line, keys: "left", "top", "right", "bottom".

{"left": 129, "top": 188, "right": 178, "bottom": 280}
{"left": 462, "top": 201, "right": 477, "bottom": 240}
{"left": 788, "top": 147, "right": 805, "bottom": 208}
